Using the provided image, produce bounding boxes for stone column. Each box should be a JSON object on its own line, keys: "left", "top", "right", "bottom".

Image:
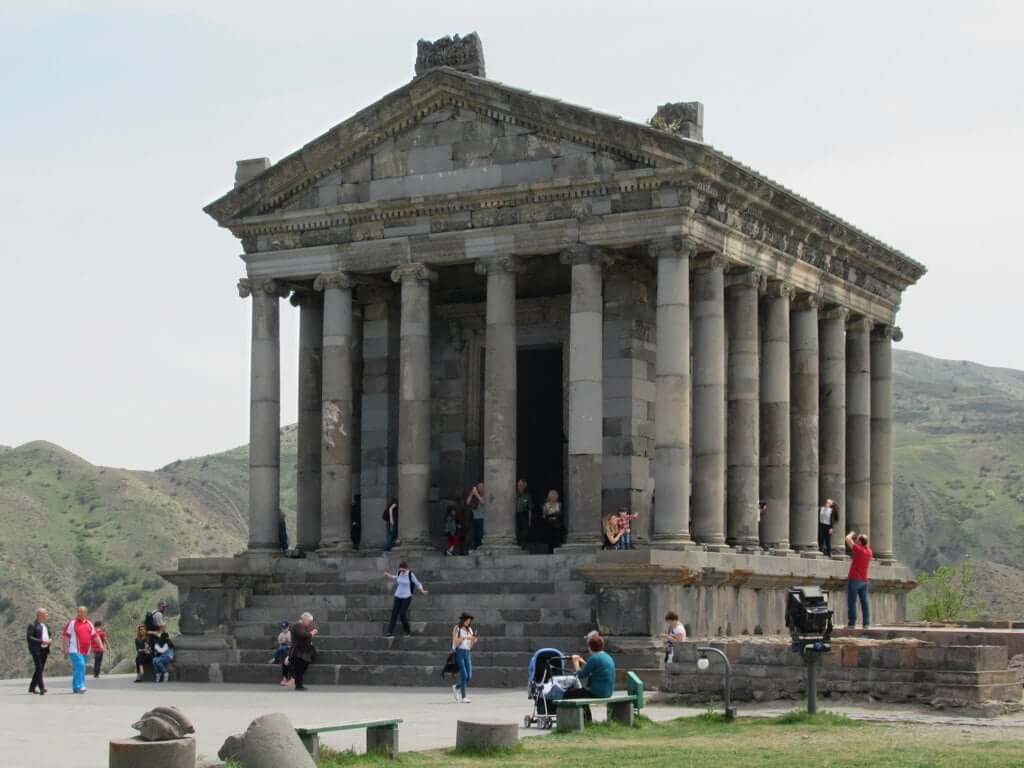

{"left": 692, "top": 253, "right": 727, "bottom": 548}
{"left": 474, "top": 256, "right": 521, "bottom": 548}
{"left": 391, "top": 264, "right": 437, "bottom": 549}
{"left": 759, "top": 281, "right": 793, "bottom": 552}
{"left": 351, "top": 303, "right": 364, "bottom": 535}
{"left": 359, "top": 285, "right": 400, "bottom": 550}
{"left": 725, "top": 268, "right": 764, "bottom": 550}
{"left": 237, "top": 278, "right": 288, "bottom": 551}
{"left": 293, "top": 291, "right": 324, "bottom": 551}
{"left": 790, "top": 292, "right": 820, "bottom": 554}
{"left": 315, "top": 272, "right": 354, "bottom": 550}
{"left": 652, "top": 239, "right": 692, "bottom": 547}
{"left": 871, "top": 324, "right": 901, "bottom": 561}
{"left": 819, "top": 306, "right": 849, "bottom": 556}
{"left": 562, "top": 245, "right": 606, "bottom": 546}
{"left": 845, "top": 317, "right": 872, "bottom": 540}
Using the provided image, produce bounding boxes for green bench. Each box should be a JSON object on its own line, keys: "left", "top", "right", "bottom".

{"left": 555, "top": 672, "right": 645, "bottom": 732}
{"left": 295, "top": 719, "right": 402, "bottom": 761}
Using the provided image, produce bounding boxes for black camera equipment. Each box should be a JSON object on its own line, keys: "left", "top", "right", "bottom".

{"left": 785, "top": 585, "right": 834, "bottom": 714}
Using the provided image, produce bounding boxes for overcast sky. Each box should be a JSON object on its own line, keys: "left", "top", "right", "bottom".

{"left": 1, "top": 1, "right": 1020, "bottom": 469}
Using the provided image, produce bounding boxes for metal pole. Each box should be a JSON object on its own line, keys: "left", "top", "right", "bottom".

{"left": 697, "top": 646, "right": 735, "bottom": 719}
{"left": 805, "top": 652, "right": 818, "bottom": 715}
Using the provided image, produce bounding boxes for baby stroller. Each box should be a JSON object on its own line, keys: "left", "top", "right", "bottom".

{"left": 523, "top": 648, "right": 578, "bottom": 729}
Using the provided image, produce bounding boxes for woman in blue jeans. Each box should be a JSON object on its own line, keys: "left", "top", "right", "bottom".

{"left": 451, "top": 613, "right": 477, "bottom": 703}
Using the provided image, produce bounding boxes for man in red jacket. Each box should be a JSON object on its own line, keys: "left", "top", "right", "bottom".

{"left": 845, "top": 531, "right": 873, "bottom": 628}
{"left": 62, "top": 606, "right": 98, "bottom": 694}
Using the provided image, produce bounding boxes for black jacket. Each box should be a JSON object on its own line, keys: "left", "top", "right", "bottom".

{"left": 26, "top": 621, "right": 50, "bottom": 656}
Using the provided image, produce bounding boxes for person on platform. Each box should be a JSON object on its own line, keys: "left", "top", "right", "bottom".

{"left": 615, "top": 507, "right": 639, "bottom": 550}
{"left": 444, "top": 506, "right": 460, "bottom": 556}
{"left": 133, "top": 624, "right": 152, "bottom": 682}
{"left": 384, "top": 561, "right": 429, "bottom": 638}
{"left": 561, "top": 634, "right": 616, "bottom": 722}
{"left": 818, "top": 499, "right": 837, "bottom": 555}
{"left": 27, "top": 608, "right": 51, "bottom": 695}
{"left": 384, "top": 498, "right": 399, "bottom": 552}
{"left": 466, "top": 481, "right": 485, "bottom": 548}
{"left": 515, "top": 478, "right": 534, "bottom": 547}
{"left": 152, "top": 632, "right": 175, "bottom": 682}
{"left": 62, "top": 606, "right": 98, "bottom": 694}
{"left": 845, "top": 530, "right": 873, "bottom": 628}
{"left": 660, "top": 611, "right": 687, "bottom": 663}
{"left": 288, "top": 612, "right": 318, "bottom": 691}
{"left": 145, "top": 599, "right": 168, "bottom": 646}
{"left": 603, "top": 513, "right": 623, "bottom": 550}
{"left": 92, "top": 620, "right": 108, "bottom": 678}
{"left": 450, "top": 612, "right": 478, "bottom": 703}
{"left": 278, "top": 511, "right": 289, "bottom": 552}
{"left": 272, "top": 620, "right": 292, "bottom": 685}
{"left": 541, "top": 489, "right": 563, "bottom": 553}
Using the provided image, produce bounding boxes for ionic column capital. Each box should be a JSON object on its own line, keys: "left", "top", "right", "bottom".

{"left": 763, "top": 279, "right": 796, "bottom": 300}
{"left": 289, "top": 289, "right": 322, "bottom": 308}
{"left": 314, "top": 271, "right": 354, "bottom": 292}
{"left": 474, "top": 255, "right": 524, "bottom": 275}
{"left": 820, "top": 305, "right": 851, "bottom": 322}
{"left": 691, "top": 252, "right": 727, "bottom": 272}
{"left": 725, "top": 267, "right": 767, "bottom": 292}
{"left": 560, "top": 244, "right": 613, "bottom": 268}
{"left": 872, "top": 324, "right": 903, "bottom": 342}
{"left": 390, "top": 263, "right": 437, "bottom": 285}
{"left": 847, "top": 315, "right": 873, "bottom": 334}
{"left": 648, "top": 236, "right": 695, "bottom": 259}
{"left": 237, "top": 278, "right": 289, "bottom": 299}
{"left": 791, "top": 290, "right": 822, "bottom": 311}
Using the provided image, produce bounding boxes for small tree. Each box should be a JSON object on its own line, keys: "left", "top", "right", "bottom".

{"left": 911, "top": 561, "right": 976, "bottom": 622}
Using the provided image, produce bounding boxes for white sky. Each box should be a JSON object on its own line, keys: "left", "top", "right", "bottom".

{"left": 1, "top": 1, "right": 1021, "bottom": 469}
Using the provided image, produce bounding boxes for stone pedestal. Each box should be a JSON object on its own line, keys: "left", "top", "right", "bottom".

{"left": 692, "top": 254, "right": 726, "bottom": 547}
{"left": 293, "top": 291, "right": 324, "bottom": 551}
{"left": 456, "top": 720, "right": 518, "bottom": 749}
{"left": 652, "top": 239, "right": 692, "bottom": 547}
{"left": 109, "top": 737, "right": 195, "bottom": 768}
{"left": 238, "top": 278, "right": 288, "bottom": 550}
{"left": 819, "top": 306, "right": 848, "bottom": 554}
{"left": 392, "top": 264, "right": 436, "bottom": 549}
{"left": 871, "top": 325, "right": 901, "bottom": 560}
{"left": 759, "top": 281, "right": 792, "bottom": 551}
{"left": 790, "top": 292, "right": 819, "bottom": 553}
{"left": 556, "top": 707, "right": 586, "bottom": 732}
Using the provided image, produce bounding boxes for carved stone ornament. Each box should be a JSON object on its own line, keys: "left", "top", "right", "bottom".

{"left": 132, "top": 706, "right": 195, "bottom": 742}
{"left": 474, "top": 255, "right": 523, "bottom": 275}
{"left": 559, "top": 245, "right": 612, "bottom": 268}
{"left": 692, "top": 252, "right": 727, "bottom": 272}
{"left": 792, "top": 291, "right": 822, "bottom": 311}
{"left": 390, "top": 263, "right": 437, "bottom": 284}
{"left": 649, "top": 102, "right": 704, "bottom": 141}
{"left": 873, "top": 324, "right": 904, "bottom": 342}
{"left": 237, "top": 278, "right": 288, "bottom": 299}
{"left": 648, "top": 236, "right": 694, "bottom": 259}
{"left": 415, "top": 32, "right": 486, "bottom": 78}
{"left": 725, "top": 267, "right": 767, "bottom": 292}
{"left": 763, "top": 280, "right": 796, "bottom": 300}
{"left": 847, "top": 316, "right": 873, "bottom": 334}
{"left": 820, "top": 305, "right": 851, "bottom": 322}
{"left": 314, "top": 271, "right": 354, "bottom": 292}
{"left": 289, "top": 289, "right": 320, "bottom": 308}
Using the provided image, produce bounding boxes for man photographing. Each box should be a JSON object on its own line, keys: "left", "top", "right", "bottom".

{"left": 845, "top": 530, "right": 873, "bottom": 628}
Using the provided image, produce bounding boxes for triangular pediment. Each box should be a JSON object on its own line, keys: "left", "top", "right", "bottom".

{"left": 205, "top": 69, "right": 694, "bottom": 225}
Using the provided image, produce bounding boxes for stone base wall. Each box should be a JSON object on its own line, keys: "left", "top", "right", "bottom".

{"left": 662, "top": 638, "right": 1022, "bottom": 714}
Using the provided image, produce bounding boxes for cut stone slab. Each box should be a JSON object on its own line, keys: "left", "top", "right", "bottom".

{"left": 218, "top": 713, "right": 315, "bottom": 768}
{"left": 132, "top": 706, "right": 195, "bottom": 741}
{"left": 455, "top": 720, "right": 519, "bottom": 750}
{"left": 109, "top": 736, "right": 195, "bottom": 768}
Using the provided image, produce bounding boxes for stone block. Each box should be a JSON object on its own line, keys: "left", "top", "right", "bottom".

{"left": 556, "top": 706, "right": 585, "bottom": 733}
{"left": 456, "top": 720, "right": 518, "bottom": 750}
{"left": 607, "top": 700, "right": 635, "bottom": 726}
{"left": 109, "top": 737, "right": 195, "bottom": 768}
{"left": 218, "top": 713, "right": 315, "bottom": 768}
{"left": 408, "top": 144, "right": 453, "bottom": 174}
{"left": 366, "top": 723, "right": 400, "bottom": 757}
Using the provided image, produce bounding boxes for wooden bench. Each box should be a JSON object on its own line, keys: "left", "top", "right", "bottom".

{"left": 294, "top": 719, "right": 402, "bottom": 761}
{"left": 555, "top": 672, "right": 645, "bottom": 732}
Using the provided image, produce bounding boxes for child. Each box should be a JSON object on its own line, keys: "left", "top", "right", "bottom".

{"left": 444, "top": 507, "right": 459, "bottom": 556}
{"left": 152, "top": 632, "right": 175, "bottom": 683}
{"left": 616, "top": 508, "right": 639, "bottom": 550}
{"left": 92, "top": 620, "right": 108, "bottom": 679}
{"left": 271, "top": 620, "right": 292, "bottom": 686}
{"left": 660, "top": 611, "right": 687, "bottom": 663}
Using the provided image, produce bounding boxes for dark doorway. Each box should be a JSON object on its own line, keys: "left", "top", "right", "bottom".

{"left": 517, "top": 346, "right": 564, "bottom": 537}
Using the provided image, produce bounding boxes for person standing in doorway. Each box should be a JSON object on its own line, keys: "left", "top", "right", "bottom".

{"left": 444, "top": 507, "right": 460, "bottom": 556}
{"left": 466, "top": 482, "right": 485, "bottom": 548}
{"left": 450, "top": 612, "right": 478, "bottom": 703}
{"left": 515, "top": 478, "right": 534, "bottom": 547}
{"left": 384, "top": 498, "right": 399, "bottom": 551}
{"left": 62, "top": 606, "right": 98, "bottom": 694}
{"left": 845, "top": 530, "right": 873, "bottom": 628}
{"left": 541, "top": 490, "right": 563, "bottom": 553}
{"left": 818, "top": 499, "right": 836, "bottom": 556}
{"left": 384, "top": 562, "right": 428, "bottom": 638}
{"left": 288, "top": 612, "right": 318, "bottom": 691}
{"left": 27, "top": 608, "right": 51, "bottom": 695}
{"left": 92, "top": 620, "right": 108, "bottom": 678}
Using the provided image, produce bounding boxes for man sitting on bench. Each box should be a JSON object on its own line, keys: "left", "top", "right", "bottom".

{"left": 562, "top": 634, "right": 616, "bottom": 722}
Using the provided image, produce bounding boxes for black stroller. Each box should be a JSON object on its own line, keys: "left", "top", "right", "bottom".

{"left": 523, "top": 648, "right": 578, "bottom": 729}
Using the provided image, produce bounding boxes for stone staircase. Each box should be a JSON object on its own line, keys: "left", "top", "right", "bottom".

{"left": 175, "top": 551, "right": 599, "bottom": 688}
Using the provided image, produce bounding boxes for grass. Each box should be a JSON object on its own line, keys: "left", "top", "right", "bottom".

{"left": 314, "top": 713, "right": 1024, "bottom": 768}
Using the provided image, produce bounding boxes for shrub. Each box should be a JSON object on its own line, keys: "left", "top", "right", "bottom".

{"left": 911, "top": 561, "right": 976, "bottom": 622}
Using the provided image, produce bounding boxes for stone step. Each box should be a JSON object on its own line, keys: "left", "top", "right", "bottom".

{"left": 175, "top": 662, "right": 524, "bottom": 688}
{"left": 238, "top": 648, "right": 535, "bottom": 667}
{"left": 235, "top": 634, "right": 587, "bottom": 653}
{"left": 256, "top": 580, "right": 586, "bottom": 596}
{"left": 271, "top": 552, "right": 594, "bottom": 575}
{"left": 243, "top": 594, "right": 593, "bottom": 614}
{"left": 231, "top": 620, "right": 596, "bottom": 639}
{"left": 272, "top": 567, "right": 582, "bottom": 585}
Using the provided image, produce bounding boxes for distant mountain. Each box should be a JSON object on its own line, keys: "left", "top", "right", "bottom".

{"left": 2, "top": 349, "right": 1023, "bottom": 679}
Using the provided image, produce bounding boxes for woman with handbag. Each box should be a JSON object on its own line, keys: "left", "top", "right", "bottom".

{"left": 451, "top": 612, "right": 478, "bottom": 703}
{"left": 288, "top": 612, "right": 318, "bottom": 691}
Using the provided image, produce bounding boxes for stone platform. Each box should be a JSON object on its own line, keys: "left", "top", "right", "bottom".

{"left": 164, "top": 547, "right": 914, "bottom": 688}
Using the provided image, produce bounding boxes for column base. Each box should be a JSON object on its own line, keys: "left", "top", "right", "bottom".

{"left": 318, "top": 541, "right": 354, "bottom": 555}
{"left": 797, "top": 549, "right": 824, "bottom": 559}
{"left": 649, "top": 534, "right": 694, "bottom": 550}
{"left": 875, "top": 552, "right": 897, "bottom": 563}
{"left": 768, "top": 546, "right": 793, "bottom": 556}
{"left": 703, "top": 543, "right": 732, "bottom": 553}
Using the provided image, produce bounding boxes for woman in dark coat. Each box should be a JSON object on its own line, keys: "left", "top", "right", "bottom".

{"left": 288, "top": 612, "right": 318, "bottom": 691}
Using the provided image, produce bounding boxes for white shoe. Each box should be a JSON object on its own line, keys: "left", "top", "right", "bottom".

{"left": 462, "top": 697, "right": 471, "bottom": 703}
{"left": 452, "top": 685, "right": 460, "bottom": 702}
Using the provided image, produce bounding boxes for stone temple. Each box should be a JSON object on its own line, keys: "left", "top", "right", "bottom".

{"left": 166, "top": 33, "right": 927, "bottom": 687}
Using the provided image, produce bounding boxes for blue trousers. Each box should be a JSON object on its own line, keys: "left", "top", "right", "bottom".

{"left": 455, "top": 648, "right": 473, "bottom": 697}
{"left": 69, "top": 652, "right": 87, "bottom": 692}
{"left": 153, "top": 652, "right": 174, "bottom": 675}
{"left": 616, "top": 532, "right": 632, "bottom": 550}
{"left": 847, "top": 580, "right": 870, "bottom": 627}
{"left": 472, "top": 518, "right": 484, "bottom": 548}
{"left": 385, "top": 526, "right": 398, "bottom": 551}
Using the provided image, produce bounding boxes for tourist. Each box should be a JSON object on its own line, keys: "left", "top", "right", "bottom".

{"left": 92, "top": 620, "right": 108, "bottom": 678}
{"left": 278, "top": 511, "right": 289, "bottom": 552}
{"left": 27, "top": 608, "right": 51, "bottom": 695}
{"left": 351, "top": 494, "right": 362, "bottom": 550}
{"left": 145, "top": 599, "right": 168, "bottom": 645}
{"left": 62, "top": 606, "right": 98, "bottom": 694}
{"left": 758, "top": 500, "right": 767, "bottom": 546}
{"left": 466, "top": 481, "right": 485, "bottom": 548}
{"left": 288, "top": 612, "right": 318, "bottom": 691}
{"left": 450, "top": 612, "right": 478, "bottom": 703}
{"left": 133, "top": 624, "right": 152, "bottom": 682}
{"left": 541, "top": 489, "right": 563, "bottom": 553}
{"left": 818, "top": 499, "right": 836, "bottom": 555}
{"left": 384, "top": 561, "right": 428, "bottom": 638}
{"left": 515, "top": 478, "right": 534, "bottom": 546}
{"left": 615, "top": 507, "right": 639, "bottom": 550}
{"left": 271, "top": 620, "right": 292, "bottom": 685}
{"left": 444, "top": 506, "right": 459, "bottom": 556}
{"left": 845, "top": 530, "right": 873, "bottom": 628}
{"left": 561, "top": 634, "right": 616, "bottom": 722}
{"left": 152, "top": 632, "right": 175, "bottom": 682}
{"left": 660, "top": 611, "right": 687, "bottom": 663}
{"left": 384, "top": 498, "right": 399, "bottom": 551}
{"left": 603, "top": 513, "right": 623, "bottom": 550}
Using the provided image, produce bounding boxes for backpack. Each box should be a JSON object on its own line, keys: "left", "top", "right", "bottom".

{"left": 144, "top": 611, "right": 158, "bottom": 633}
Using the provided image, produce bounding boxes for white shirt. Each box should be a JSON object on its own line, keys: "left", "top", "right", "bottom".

{"left": 151, "top": 610, "right": 165, "bottom": 628}
{"left": 668, "top": 622, "right": 686, "bottom": 642}
{"left": 40, "top": 624, "right": 50, "bottom": 644}
{"left": 393, "top": 571, "right": 422, "bottom": 599}
{"left": 819, "top": 506, "right": 832, "bottom": 525}
{"left": 454, "top": 626, "right": 475, "bottom": 650}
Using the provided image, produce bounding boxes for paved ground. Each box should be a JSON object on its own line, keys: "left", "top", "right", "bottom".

{"left": 5, "top": 674, "right": 1024, "bottom": 767}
